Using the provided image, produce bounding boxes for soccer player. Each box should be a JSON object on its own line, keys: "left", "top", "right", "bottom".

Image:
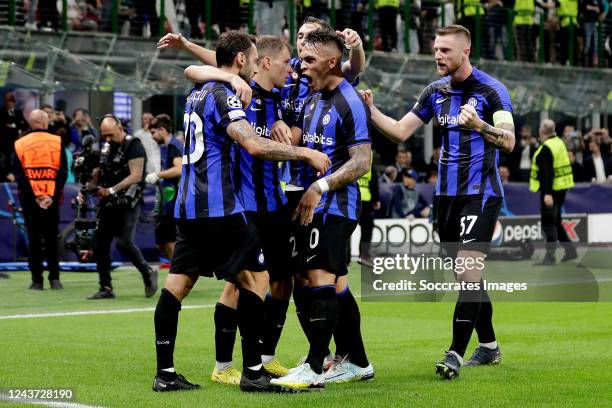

{"left": 270, "top": 29, "right": 374, "bottom": 389}
{"left": 361, "top": 25, "right": 515, "bottom": 379}
{"left": 152, "top": 31, "right": 330, "bottom": 393}
{"left": 145, "top": 114, "right": 183, "bottom": 261}
{"left": 184, "top": 36, "right": 296, "bottom": 382}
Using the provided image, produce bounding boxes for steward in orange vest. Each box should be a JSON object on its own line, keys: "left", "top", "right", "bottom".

{"left": 12, "top": 109, "right": 67, "bottom": 290}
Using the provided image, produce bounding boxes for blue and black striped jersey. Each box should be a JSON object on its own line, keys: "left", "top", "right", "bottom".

{"left": 296, "top": 79, "right": 371, "bottom": 220}
{"left": 235, "top": 80, "right": 287, "bottom": 213}
{"left": 174, "top": 81, "right": 247, "bottom": 219}
{"left": 411, "top": 67, "right": 513, "bottom": 197}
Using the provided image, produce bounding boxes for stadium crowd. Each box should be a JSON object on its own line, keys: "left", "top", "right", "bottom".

{"left": 1, "top": 0, "right": 611, "bottom": 67}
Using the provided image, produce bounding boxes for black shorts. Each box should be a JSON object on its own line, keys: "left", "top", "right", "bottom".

{"left": 248, "top": 207, "right": 292, "bottom": 282}
{"left": 155, "top": 212, "right": 176, "bottom": 245}
{"left": 285, "top": 189, "right": 306, "bottom": 273}
{"left": 300, "top": 214, "right": 357, "bottom": 277}
{"left": 170, "top": 213, "right": 266, "bottom": 280}
{"left": 434, "top": 194, "right": 502, "bottom": 256}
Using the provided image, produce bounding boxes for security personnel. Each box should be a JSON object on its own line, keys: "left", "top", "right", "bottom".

{"left": 514, "top": 0, "right": 535, "bottom": 62}
{"left": 357, "top": 153, "right": 380, "bottom": 263}
{"left": 376, "top": 0, "right": 400, "bottom": 51}
{"left": 13, "top": 109, "right": 67, "bottom": 290}
{"left": 457, "top": 0, "right": 485, "bottom": 39}
{"left": 87, "top": 114, "right": 157, "bottom": 299}
{"left": 530, "top": 119, "right": 577, "bottom": 265}
{"left": 557, "top": 0, "right": 578, "bottom": 65}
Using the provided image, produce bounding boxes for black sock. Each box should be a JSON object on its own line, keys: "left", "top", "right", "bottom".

{"left": 262, "top": 295, "right": 289, "bottom": 357}
{"left": 293, "top": 283, "right": 312, "bottom": 342}
{"left": 237, "top": 289, "right": 265, "bottom": 370}
{"left": 449, "top": 289, "right": 482, "bottom": 358}
{"left": 214, "top": 302, "right": 238, "bottom": 364}
{"left": 305, "top": 285, "right": 338, "bottom": 374}
{"left": 334, "top": 287, "right": 369, "bottom": 368}
{"left": 155, "top": 288, "right": 181, "bottom": 377}
{"left": 475, "top": 289, "right": 496, "bottom": 344}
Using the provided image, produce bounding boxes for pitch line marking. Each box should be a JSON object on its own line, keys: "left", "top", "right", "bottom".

{"left": 0, "top": 304, "right": 215, "bottom": 320}
{"left": 0, "top": 394, "right": 104, "bottom": 408}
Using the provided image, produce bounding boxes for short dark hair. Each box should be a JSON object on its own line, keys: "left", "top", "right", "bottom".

{"left": 151, "top": 114, "right": 173, "bottom": 133}
{"left": 301, "top": 16, "right": 333, "bottom": 32}
{"left": 216, "top": 31, "right": 257, "bottom": 68}
{"left": 436, "top": 25, "right": 471, "bottom": 43}
{"left": 256, "top": 36, "right": 291, "bottom": 63}
{"left": 41, "top": 104, "right": 53, "bottom": 110}
{"left": 304, "top": 29, "right": 344, "bottom": 56}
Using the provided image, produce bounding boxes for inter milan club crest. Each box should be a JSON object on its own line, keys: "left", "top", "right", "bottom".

{"left": 322, "top": 114, "right": 331, "bottom": 125}
{"left": 468, "top": 97, "right": 478, "bottom": 107}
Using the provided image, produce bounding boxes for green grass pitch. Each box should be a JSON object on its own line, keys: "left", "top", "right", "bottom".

{"left": 1, "top": 265, "right": 611, "bottom": 407}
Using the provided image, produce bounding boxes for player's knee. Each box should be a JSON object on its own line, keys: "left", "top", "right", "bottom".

{"left": 164, "top": 274, "right": 195, "bottom": 301}
{"left": 219, "top": 281, "right": 239, "bottom": 308}
{"left": 235, "top": 270, "right": 269, "bottom": 298}
{"left": 335, "top": 275, "right": 348, "bottom": 294}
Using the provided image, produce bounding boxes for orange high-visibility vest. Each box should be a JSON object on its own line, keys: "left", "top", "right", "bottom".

{"left": 14, "top": 131, "right": 62, "bottom": 198}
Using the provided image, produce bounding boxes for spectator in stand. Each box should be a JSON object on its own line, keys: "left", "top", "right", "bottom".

{"left": 134, "top": 112, "right": 160, "bottom": 174}
{"left": 380, "top": 165, "right": 398, "bottom": 183}
{"left": 185, "top": 0, "right": 204, "bottom": 38}
{"left": 456, "top": 0, "right": 485, "bottom": 41}
{"left": 442, "top": 0, "right": 456, "bottom": 26}
{"left": 351, "top": 0, "right": 368, "bottom": 47}
{"left": 513, "top": 124, "right": 538, "bottom": 181}
{"left": 539, "top": 0, "right": 559, "bottom": 63}
{"left": 1, "top": 92, "right": 29, "bottom": 168}
{"left": 581, "top": 0, "right": 603, "bottom": 67}
{"left": 390, "top": 168, "right": 430, "bottom": 219}
{"left": 483, "top": 0, "right": 506, "bottom": 60}
{"left": 426, "top": 168, "right": 438, "bottom": 185}
{"left": 255, "top": 0, "right": 287, "bottom": 37}
{"left": 568, "top": 150, "right": 586, "bottom": 182}
{"left": 557, "top": 0, "right": 579, "bottom": 65}
{"left": 132, "top": 0, "right": 159, "bottom": 37}
{"left": 562, "top": 124, "right": 585, "bottom": 161}
{"left": 499, "top": 164, "right": 511, "bottom": 183}
{"left": 392, "top": 148, "right": 417, "bottom": 181}
{"left": 419, "top": 0, "right": 440, "bottom": 54}
{"left": 533, "top": 0, "right": 556, "bottom": 61}
{"left": 69, "top": 108, "right": 97, "bottom": 151}
{"left": 584, "top": 133, "right": 612, "bottom": 182}
{"left": 376, "top": 0, "right": 399, "bottom": 51}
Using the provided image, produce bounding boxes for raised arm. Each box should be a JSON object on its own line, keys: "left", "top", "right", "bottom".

{"left": 227, "top": 120, "right": 330, "bottom": 173}
{"left": 337, "top": 29, "right": 366, "bottom": 83}
{"left": 184, "top": 65, "right": 252, "bottom": 106}
{"left": 361, "top": 89, "right": 424, "bottom": 144}
{"left": 458, "top": 105, "right": 516, "bottom": 153}
{"left": 157, "top": 33, "right": 217, "bottom": 66}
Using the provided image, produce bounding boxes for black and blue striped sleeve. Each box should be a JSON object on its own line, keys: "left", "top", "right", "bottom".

{"left": 211, "top": 84, "right": 247, "bottom": 129}
{"left": 410, "top": 84, "right": 435, "bottom": 124}
{"left": 341, "top": 96, "right": 371, "bottom": 147}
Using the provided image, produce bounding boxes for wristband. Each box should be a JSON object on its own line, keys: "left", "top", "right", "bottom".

{"left": 316, "top": 178, "right": 330, "bottom": 193}
{"left": 109, "top": 187, "right": 116, "bottom": 195}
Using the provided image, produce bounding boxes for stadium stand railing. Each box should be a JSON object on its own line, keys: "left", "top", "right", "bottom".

{"left": 1, "top": 0, "right": 611, "bottom": 69}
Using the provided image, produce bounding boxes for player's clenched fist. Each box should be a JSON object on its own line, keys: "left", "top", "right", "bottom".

{"left": 359, "top": 89, "right": 374, "bottom": 107}
{"left": 458, "top": 104, "right": 484, "bottom": 131}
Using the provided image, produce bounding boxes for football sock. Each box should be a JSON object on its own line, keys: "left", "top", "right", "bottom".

{"left": 155, "top": 289, "right": 181, "bottom": 375}
{"left": 293, "top": 283, "right": 312, "bottom": 341}
{"left": 305, "top": 285, "right": 338, "bottom": 374}
{"left": 214, "top": 302, "right": 238, "bottom": 364}
{"left": 215, "top": 361, "right": 232, "bottom": 371}
{"left": 480, "top": 341, "right": 498, "bottom": 349}
{"left": 449, "top": 289, "right": 482, "bottom": 358}
{"left": 475, "top": 288, "right": 497, "bottom": 345}
{"left": 262, "top": 295, "right": 289, "bottom": 357}
{"left": 237, "top": 289, "right": 265, "bottom": 370}
{"left": 334, "top": 287, "right": 369, "bottom": 368}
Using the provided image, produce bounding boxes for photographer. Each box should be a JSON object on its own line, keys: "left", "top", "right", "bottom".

{"left": 87, "top": 115, "right": 157, "bottom": 300}
{"left": 145, "top": 114, "right": 182, "bottom": 261}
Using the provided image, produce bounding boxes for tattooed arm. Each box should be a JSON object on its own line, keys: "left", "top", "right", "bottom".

{"left": 458, "top": 104, "right": 515, "bottom": 153}
{"left": 294, "top": 143, "right": 372, "bottom": 225}
{"left": 227, "top": 120, "right": 330, "bottom": 173}
{"left": 479, "top": 122, "right": 515, "bottom": 153}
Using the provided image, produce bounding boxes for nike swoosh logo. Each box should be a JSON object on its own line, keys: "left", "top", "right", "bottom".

{"left": 283, "top": 83, "right": 296, "bottom": 88}
{"left": 455, "top": 319, "right": 472, "bottom": 323}
{"left": 309, "top": 317, "right": 326, "bottom": 322}
{"left": 435, "top": 97, "right": 448, "bottom": 104}
{"left": 306, "top": 255, "right": 316, "bottom": 262}
{"left": 221, "top": 328, "right": 236, "bottom": 333}
{"left": 304, "top": 114, "right": 311, "bottom": 119}
{"left": 250, "top": 107, "right": 262, "bottom": 111}
{"left": 462, "top": 238, "right": 476, "bottom": 243}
